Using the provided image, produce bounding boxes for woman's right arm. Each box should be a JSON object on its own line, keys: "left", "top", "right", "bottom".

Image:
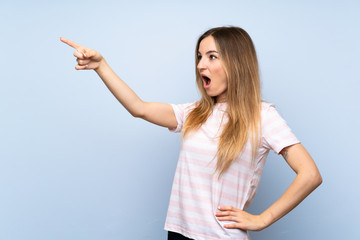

{"left": 60, "top": 37, "right": 177, "bottom": 129}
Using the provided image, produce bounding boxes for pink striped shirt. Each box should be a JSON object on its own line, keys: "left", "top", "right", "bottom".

{"left": 165, "top": 101, "right": 300, "bottom": 240}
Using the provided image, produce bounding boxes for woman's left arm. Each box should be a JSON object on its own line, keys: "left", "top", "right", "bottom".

{"left": 216, "top": 143, "right": 322, "bottom": 231}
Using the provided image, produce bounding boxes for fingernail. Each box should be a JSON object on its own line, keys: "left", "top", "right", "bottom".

{"left": 83, "top": 53, "right": 87, "bottom": 57}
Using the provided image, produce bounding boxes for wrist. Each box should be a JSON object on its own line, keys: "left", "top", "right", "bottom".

{"left": 259, "top": 211, "right": 274, "bottom": 229}
{"left": 95, "top": 58, "right": 107, "bottom": 73}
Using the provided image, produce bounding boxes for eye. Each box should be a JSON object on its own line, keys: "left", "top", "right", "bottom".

{"left": 197, "top": 55, "right": 202, "bottom": 60}
{"left": 210, "top": 55, "right": 217, "bottom": 60}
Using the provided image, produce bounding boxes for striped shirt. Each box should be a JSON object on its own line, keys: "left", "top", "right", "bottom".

{"left": 165, "top": 101, "right": 300, "bottom": 240}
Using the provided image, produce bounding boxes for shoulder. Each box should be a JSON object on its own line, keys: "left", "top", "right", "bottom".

{"left": 260, "top": 100, "right": 287, "bottom": 127}
{"left": 172, "top": 101, "right": 198, "bottom": 111}
{"left": 170, "top": 101, "right": 198, "bottom": 118}
{"left": 260, "top": 101, "right": 276, "bottom": 117}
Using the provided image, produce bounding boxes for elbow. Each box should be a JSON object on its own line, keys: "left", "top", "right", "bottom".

{"left": 316, "top": 173, "right": 323, "bottom": 187}
{"left": 314, "top": 174, "right": 322, "bottom": 189}
{"left": 129, "top": 101, "right": 146, "bottom": 119}
{"left": 309, "top": 170, "right": 323, "bottom": 189}
{"left": 299, "top": 169, "right": 322, "bottom": 190}
{"left": 130, "top": 111, "right": 143, "bottom": 118}
{"left": 131, "top": 111, "right": 146, "bottom": 120}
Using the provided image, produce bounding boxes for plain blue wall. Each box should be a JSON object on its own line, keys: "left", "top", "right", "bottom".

{"left": 1, "top": 0, "right": 359, "bottom": 239}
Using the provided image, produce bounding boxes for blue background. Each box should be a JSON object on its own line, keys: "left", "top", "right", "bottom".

{"left": 1, "top": 0, "right": 359, "bottom": 239}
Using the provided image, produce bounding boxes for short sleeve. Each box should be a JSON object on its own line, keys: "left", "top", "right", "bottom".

{"left": 168, "top": 102, "right": 197, "bottom": 133}
{"left": 262, "top": 103, "right": 300, "bottom": 154}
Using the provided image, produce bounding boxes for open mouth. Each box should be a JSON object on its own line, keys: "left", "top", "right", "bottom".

{"left": 202, "top": 75, "right": 211, "bottom": 87}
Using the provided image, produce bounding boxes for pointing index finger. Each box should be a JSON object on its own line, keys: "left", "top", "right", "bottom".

{"left": 60, "top": 37, "right": 81, "bottom": 50}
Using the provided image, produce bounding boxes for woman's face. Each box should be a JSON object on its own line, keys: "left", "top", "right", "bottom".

{"left": 197, "top": 36, "right": 228, "bottom": 103}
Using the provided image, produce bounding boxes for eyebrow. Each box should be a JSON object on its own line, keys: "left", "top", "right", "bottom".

{"left": 197, "top": 50, "right": 219, "bottom": 55}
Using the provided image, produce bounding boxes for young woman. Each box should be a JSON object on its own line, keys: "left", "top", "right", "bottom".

{"left": 60, "top": 26, "right": 322, "bottom": 240}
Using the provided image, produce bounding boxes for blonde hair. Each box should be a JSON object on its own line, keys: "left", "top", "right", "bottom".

{"left": 183, "top": 26, "right": 262, "bottom": 176}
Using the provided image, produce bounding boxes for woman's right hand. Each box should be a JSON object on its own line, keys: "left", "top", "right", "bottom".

{"left": 60, "top": 37, "right": 104, "bottom": 70}
{"left": 60, "top": 37, "right": 177, "bottom": 129}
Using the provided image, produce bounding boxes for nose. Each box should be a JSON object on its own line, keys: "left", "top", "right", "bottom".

{"left": 197, "top": 58, "right": 207, "bottom": 71}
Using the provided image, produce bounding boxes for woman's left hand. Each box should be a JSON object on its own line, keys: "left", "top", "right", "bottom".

{"left": 216, "top": 206, "right": 268, "bottom": 231}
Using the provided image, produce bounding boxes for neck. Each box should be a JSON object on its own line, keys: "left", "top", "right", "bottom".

{"left": 215, "top": 96, "right": 227, "bottom": 103}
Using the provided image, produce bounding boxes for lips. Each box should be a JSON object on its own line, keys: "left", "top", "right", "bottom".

{"left": 201, "top": 74, "right": 211, "bottom": 88}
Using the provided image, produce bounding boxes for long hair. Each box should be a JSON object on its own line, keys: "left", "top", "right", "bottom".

{"left": 182, "top": 26, "right": 262, "bottom": 176}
